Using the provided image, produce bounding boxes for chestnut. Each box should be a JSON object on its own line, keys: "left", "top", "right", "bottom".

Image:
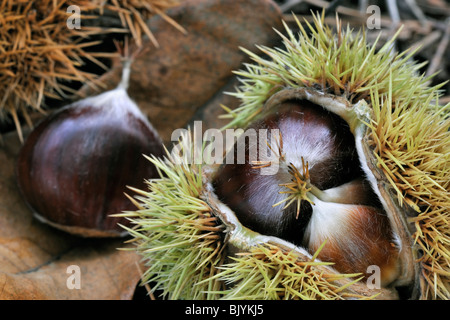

{"left": 213, "top": 98, "right": 399, "bottom": 284}
{"left": 213, "top": 99, "right": 367, "bottom": 244}
{"left": 16, "top": 62, "right": 164, "bottom": 237}
{"left": 303, "top": 196, "right": 400, "bottom": 286}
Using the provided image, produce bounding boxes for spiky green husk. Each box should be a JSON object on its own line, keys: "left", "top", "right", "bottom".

{"left": 223, "top": 12, "right": 442, "bottom": 128}
{"left": 121, "top": 131, "right": 375, "bottom": 300}
{"left": 118, "top": 133, "right": 226, "bottom": 299}
{"left": 208, "top": 243, "right": 367, "bottom": 300}
{"left": 369, "top": 88, "right": 449, "bottom": 299}
{"left": 221, "top": 12, "right": 449, "bottom": 299}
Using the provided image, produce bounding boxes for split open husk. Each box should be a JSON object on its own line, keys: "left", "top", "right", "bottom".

{"left": 119, "top": 12, "right": 449, "bottom": 300}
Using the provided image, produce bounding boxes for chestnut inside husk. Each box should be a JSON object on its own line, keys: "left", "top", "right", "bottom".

{"left": 213, "top": 96, "right": 400, "bottom": 287}
{"left": 118, "top": 13, "right": 449, "bottom": 300}
{"left": 213, "top": 99, "right": 373, "bottom": 245}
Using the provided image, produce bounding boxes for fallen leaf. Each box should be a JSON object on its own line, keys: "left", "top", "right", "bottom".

{"left": 0, "top": 131, "right": 141, "bottom": 300}
{"left": 78, "top": 0, "right": 284, "bottom": 143}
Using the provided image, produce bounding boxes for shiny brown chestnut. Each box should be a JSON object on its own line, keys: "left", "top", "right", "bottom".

{"left": 16, "top": 62, "right": 164, "bottom": 237}
{"left": 304, "top": 196, "right": 400, "bottom": 286}
{"left": 212, "top": 100, "right": 373, "bottom": 245}
{"left": 212, "top": 99, "right": 400, "bottom": 284}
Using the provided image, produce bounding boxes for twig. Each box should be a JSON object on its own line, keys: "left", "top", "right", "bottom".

{"left": 405, "top": 0, "right": 428, "bottom": 28}
{"left": 409, "top": 30, "right": 442, "bottom": 54}
{"left": 440, "top": 96, "right": 450, "bottom": 105}
{"left": 279, "top": 0, "right": 303, "bottom": 12}
{"left": 359, "top": 0, "right": 368, "bottom": 13}
{"left": 324, "top": 0, "right": 345, "bottom": 16}
{"left": 426, "top": 18, "right": 450, "bottom": 77}
{"left": 135, "top": 261, "right": 155, "bottom": 300}
{"left": 281, "top": 0, "right": 388, "bottom": 25}
{"left": 386, "top": 0, "right": 400, "bottom": 29}
{"left": 386, "top": 0, "right": 400, "bottom": 52}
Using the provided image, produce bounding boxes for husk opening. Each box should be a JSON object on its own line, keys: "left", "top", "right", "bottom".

{"left": 121, "top": 11, "right": 449, "bottom": 300}
{"left": 219, "top": 12, "right": 449, "bottom": 299}
{"left": 120, "top": 130, "right": 398, "bottom": 300}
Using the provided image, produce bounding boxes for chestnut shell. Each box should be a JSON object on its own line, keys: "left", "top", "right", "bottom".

{"left": 17, "top": 100, "right": 164, "bottom": 237}
{"left": 213, "top": 99, "right": 364, "bottom": 245}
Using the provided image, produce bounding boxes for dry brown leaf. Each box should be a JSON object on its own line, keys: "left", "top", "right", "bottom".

{"left": 0, "top": 131, "right": 141, "bottom": 300}
{"left": 78, "top": 0, "right": 284, "bottom": 143}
